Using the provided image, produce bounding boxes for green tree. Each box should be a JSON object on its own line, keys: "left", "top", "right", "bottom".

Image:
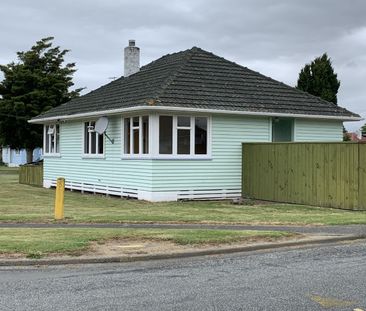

{"left": 296, "top": 53, "right": 340, "bottom": 105}
{"left": 296, "top": 53, "right": 348, "bottom": 139}
{"left": 361, "top": 124, "right": 366, "bottom": 138}
{"left": 0, "top": 37, "right": 83, "bottom": 162}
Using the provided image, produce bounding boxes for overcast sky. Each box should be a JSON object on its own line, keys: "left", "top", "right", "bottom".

{"left": 1, "top": 0, "right": 365, "bottom": 130}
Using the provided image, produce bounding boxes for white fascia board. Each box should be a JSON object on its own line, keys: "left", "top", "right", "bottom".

{"left": 28, "top": 105, "right": 363, "bottom": 123}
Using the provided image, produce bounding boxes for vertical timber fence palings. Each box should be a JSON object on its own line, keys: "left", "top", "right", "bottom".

{"left": 19, "top": 164, "right": 43, "bottom": 187}
{"left": 242, "top": 142, "right": 366, "bottom": 210}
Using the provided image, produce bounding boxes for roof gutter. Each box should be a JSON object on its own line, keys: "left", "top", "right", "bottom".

{"left": 28, "top": 106, "right": 362, "bottom": 124}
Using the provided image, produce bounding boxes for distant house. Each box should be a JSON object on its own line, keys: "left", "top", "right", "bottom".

{"left": 1, "top": 147, "right": 42, "bottom": 167}
{"left": 346, "top": 132, "right": 366, "bottom": 142}
{"left": 29, "top": 40, "right": 360, "bottom": 201}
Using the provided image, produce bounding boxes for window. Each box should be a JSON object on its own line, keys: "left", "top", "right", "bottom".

{"left": 123, "top": 116, "right": 149, "bottom": 155}
{"left": 195, "top": 117, "right": 208, "bottom": 154}
{"left": 159, "top": 116, "right": 208, "bottom": 156}
{"left": 177, "top": 116, "right": 191, "bottom": 154}
{"left": 272, "top": 118, "right": 294, "bottom": 142}
{"left": 84, "top": 121, "right": 104, "bottom": 155}
{"left": 122, "top": 115, "right": 209, "bottom": 159}
{"left": 159, "top": 116, "right": 173, "bottom": 154}
{"left": 44, "top": 124, "right": 60, "bottom": 154}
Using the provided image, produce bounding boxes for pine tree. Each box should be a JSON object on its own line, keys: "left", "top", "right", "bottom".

{"left": 296, "top": 53, "right": 340, "bottom": 105}
{"left": 0, "top": 37, "right": 83, "bottom": 162}
{"left": 296, "top": 53, "right": 348, "bottom": 139}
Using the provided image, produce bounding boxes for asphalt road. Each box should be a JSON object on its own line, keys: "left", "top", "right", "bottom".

{"left": 1, "top": 241, "right": 365, "bottom": 311}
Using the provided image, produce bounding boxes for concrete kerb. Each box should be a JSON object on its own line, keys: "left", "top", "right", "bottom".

{"left": 0, "top": 235, "right": 364, "bottom": 267}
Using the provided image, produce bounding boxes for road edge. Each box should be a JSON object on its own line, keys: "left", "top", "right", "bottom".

{"left": 1, "top": 235, "right": 365, "bottom": 267}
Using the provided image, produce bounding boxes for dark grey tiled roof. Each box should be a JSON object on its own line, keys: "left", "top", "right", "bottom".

{"left": 32, "top": 47, "right": 359, "bottom": 120}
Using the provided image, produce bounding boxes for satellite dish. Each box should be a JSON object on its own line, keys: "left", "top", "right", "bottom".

{"left": 94, "top": 117, "right": 109, "bottom": 135}
{"left": 94, "top": 116, "right": 115, "bottom": 144}
{"left": 47, "top": 126, "right": 55, "bottom": 135}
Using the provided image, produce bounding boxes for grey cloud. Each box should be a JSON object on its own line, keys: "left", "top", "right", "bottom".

{"left": 0, "top": 0, "right": 365, "bottom": 130}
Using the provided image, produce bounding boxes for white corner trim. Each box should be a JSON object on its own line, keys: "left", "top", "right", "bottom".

{"left": 29, "top": 105, "right": 363, "bottom": 123}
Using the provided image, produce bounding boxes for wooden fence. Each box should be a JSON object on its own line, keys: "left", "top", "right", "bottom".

{"left": 19, "top": 163, "right": 43, "bottom": 187}
{"left": 242, "top": 142, "right": 366, "bottom": 210}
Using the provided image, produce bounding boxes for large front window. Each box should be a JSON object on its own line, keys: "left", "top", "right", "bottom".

{"left": 159, "top": 116, "right": 208, "bottom": 156}
{"left": 84, "top": 121, "right": 104, "bottom": 155}
{"left": 123, "top": 115, "right": 209, "bottom": 158}
{"left": 44, "top": 124, "right": 60, "bottom": 155}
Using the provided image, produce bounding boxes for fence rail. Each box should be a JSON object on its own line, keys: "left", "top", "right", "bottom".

{"left": 242, "top": 142, "right": 366, "bottom": 210}
{"left": 19, "top": 163, "right": 43, "bottom": 187}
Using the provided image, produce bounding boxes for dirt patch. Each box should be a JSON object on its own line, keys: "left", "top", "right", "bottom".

{"left": 0, "top": 253, "right": 25, "bottom": 259}
{"left": 2, "top": 234, "right": 333, "bottom": 260}
{"left": 76, "top": 235, "right": 301, "bottom": 258}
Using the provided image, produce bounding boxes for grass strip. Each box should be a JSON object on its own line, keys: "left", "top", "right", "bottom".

{"left": 0, "top": 228, "right": 292, "bottom": 257}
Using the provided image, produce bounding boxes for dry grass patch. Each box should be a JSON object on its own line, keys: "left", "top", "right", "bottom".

{"left": 0, "top": 228, "right": 293, "bottom": 258}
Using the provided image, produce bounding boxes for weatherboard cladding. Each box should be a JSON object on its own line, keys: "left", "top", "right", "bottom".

{"left": 32, "top": 47, "right": 358, "bottom": 121}
{"left": 150, "top": 115, "right": 272, "bottom": 192}
{"left": 294, "top": 119, "right": 343, "bottom": 142}
{"left": 43, "top": 115, "right": 343, "bottom": 195}
{"left": 44, "top": 117, "right": 153, "bottom": 191}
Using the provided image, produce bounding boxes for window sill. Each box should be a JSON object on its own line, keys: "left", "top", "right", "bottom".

{"left": 121, "top": 155, "right": 212, "bottom": 160}
{"left": 82, "top": 154, "right": 105, "bottom": 159}
{"left": 44, "top": 153, "right": 61, "bottom": 158}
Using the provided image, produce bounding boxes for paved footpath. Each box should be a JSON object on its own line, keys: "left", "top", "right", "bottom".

{"left": 1, "top": 222, "right": 366, "bottom": 236}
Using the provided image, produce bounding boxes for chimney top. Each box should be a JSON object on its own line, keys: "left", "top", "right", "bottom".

{"left": 124, "top": 39, "right": 140, "bottom": 77}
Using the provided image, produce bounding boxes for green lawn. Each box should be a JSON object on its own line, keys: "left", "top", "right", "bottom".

{"left": 0, "top": 228, "right": 291, "bottom": 257}
{"left": 1, "top": 167, "right": 366, "bottom": 225}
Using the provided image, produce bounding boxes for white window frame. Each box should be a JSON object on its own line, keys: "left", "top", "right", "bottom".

{"left": 174, "top": 115, "right": 192, "bottom": 155}
{"left": 121, "top": 114, "right": 212, "bottom": 160}
{"left": 271, "top": 117, "right": 295, "bottom": 142}
{"left": 82, "top": 121, "right": 105, "bottom": 158}
{"left": 122, "top": 115, "right": 150, "bottom": 158}
{"left": 43, "top": 124, "right": 60, "bottom": 157}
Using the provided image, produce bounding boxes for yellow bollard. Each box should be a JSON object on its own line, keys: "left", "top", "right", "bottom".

{"left": 54, "top": 178, "right": 65, "bottom": 220}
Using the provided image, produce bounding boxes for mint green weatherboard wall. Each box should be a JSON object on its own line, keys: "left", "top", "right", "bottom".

{"left": 43, "top": 114, "right": 343, "bottom": 200}
{"left": 44, "top": 116, "right": 153, "bottom": 192}
{"left": 150, "top": 115, "right": 271, "bottom": 192}
{"left": 44, "top": 115, "right": 272, "bottom": 195}
{"left": 148, "top": 117, "right": 343, "bottom": 193}
{"left": 295, "top": 119, "right": 343, "bottom": 141}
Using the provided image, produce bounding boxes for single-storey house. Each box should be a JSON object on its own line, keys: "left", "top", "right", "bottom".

{"left": 29, "top": 40, "right": 360, "bottom": 201}
{"left": 1, "top": 147, "right": 42, "bottom": 167}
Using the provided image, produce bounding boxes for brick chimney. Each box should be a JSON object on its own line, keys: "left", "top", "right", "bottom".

{"left": 124, "top": 40, "right": 140, "bottom": 77}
